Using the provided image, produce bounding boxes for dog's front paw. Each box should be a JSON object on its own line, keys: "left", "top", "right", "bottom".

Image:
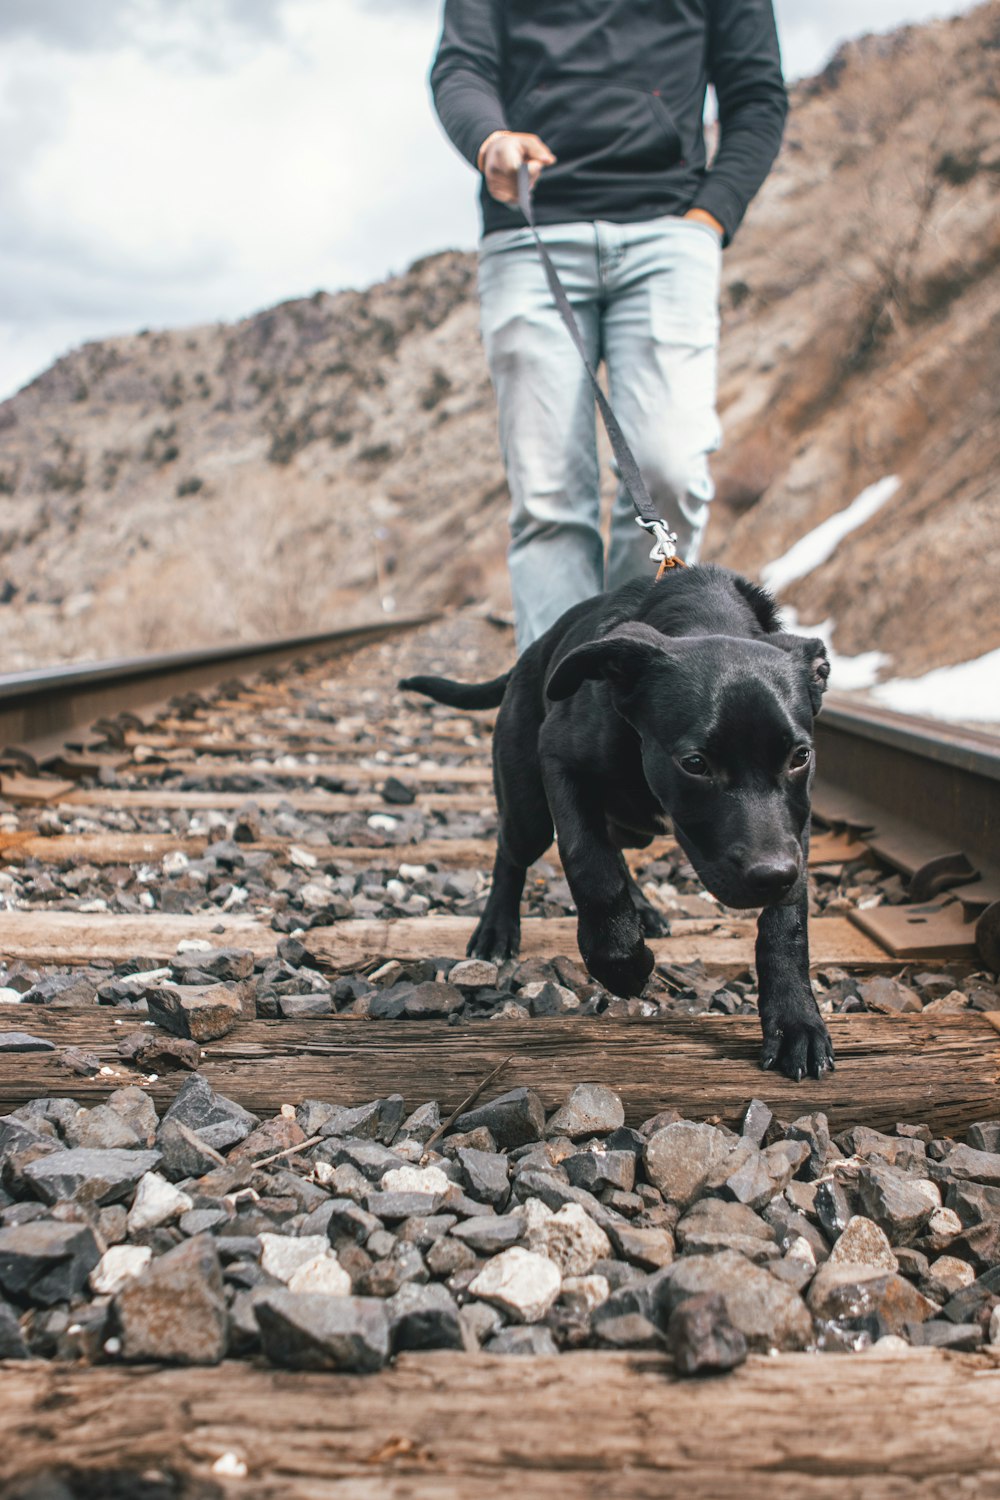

{"left": 584, "top": 940, "right": 655, "bottom": 998}
{"left": 468, "top": 915, "right": 521, "bottom": 962}
{"left": 760, "top": 1013, "right": 835, "bottom": 1082}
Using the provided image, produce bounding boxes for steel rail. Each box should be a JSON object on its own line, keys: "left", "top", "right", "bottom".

{"left": 0, "top": 615, "right": 437, "bottom": 762}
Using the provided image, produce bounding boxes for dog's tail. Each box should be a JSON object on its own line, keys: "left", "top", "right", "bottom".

{"left": 398, "top": 670, "right": 511, "bottom": 709}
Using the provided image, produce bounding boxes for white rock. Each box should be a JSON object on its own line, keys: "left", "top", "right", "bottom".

{"left": 0, "top": 988, "right": 22, "bottom": 1005}
{"left": 871, "top": 1334, "right": 912, "bottom": 1355}
{"left": 126, "top": 1172, "right": 193, "bottom": 1233}
{"left": 469, "top": 1247, "right": 562, "bottom": 1324}
{"left": 286, "top": 1253, "right": 351, "bottom": 1297}
{"left": 289, "top": 845, "right": 318, "bottom": 869}
{"left": 90, "top": 1244, "right": 152, "bottom": 1295}
{"left": 911, "top": 1178, "right": 943, "bottom": 1210}
{"left": 514, "top": 1197, "right": 554, "bottom": 1233}
{"left": 367, "top": 814, "right": 399, "bottom": 832}
{"left": 398, "top": 863, "right": 429, "bottom": 880}
{"left": 299, "top": 879, "right": 334, "bottom": 910}
{"left": 927, "top": 1207, "right": 962, "bottom": 1239}
{"left": 524, "top": 1202, "right": 612, "bottom": 1277}
{"left": 162, "top": 851, "right": 189, "bottom": 875}
{"left": 381, "top": 1164, "right": 451, "bottom": 1194}
{"left": 786, "top": 1236, "right": 817, "bottom": 1271}
{"left": 560, "top": 1274, "right": 611, "bottom": 1315}
{"left": 176, "top": 938, "right": 214, "bottom": 953}
{"left": 211, "top": 1454, "right": 248, "bottom": 1478}
{"left": 259, "top": 1233, "right": 332, "bottom": 1284}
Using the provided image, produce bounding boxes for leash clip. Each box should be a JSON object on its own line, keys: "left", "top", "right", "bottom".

{"left": 636, "top": 516, "right": 679, "bottom": 565}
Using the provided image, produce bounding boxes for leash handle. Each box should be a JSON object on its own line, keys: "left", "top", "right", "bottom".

{"left": 515, "top": 164, "right": 683, "bottom": 569}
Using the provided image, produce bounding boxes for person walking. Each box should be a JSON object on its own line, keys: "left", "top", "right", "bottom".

{"left": 431, "top": 1, "right": 787, "bottom": 650}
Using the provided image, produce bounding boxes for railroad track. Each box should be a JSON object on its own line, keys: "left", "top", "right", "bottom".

{"left": 1, "top": 611, "right": 998, "bottom": 1499}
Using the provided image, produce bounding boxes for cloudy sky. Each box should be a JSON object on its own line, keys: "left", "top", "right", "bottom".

{"left": 0, "top": 0, "right": 982, "bottom": 400}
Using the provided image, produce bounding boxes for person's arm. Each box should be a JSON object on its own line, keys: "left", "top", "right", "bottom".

{"left": 689, "top": 0, "right": 788, "bottom": 244}
{"left": 430, "top": 0, "right": 556, "bottom": 204}
{"left": 430, "top": 0, "right": 508, "bottom": 168}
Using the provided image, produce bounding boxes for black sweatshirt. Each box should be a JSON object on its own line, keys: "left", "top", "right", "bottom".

{"left": 430, "top": 0, "right": 787, "bottom": 243}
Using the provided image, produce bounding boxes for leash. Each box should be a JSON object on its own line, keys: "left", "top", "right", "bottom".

{"left": 516, "top": 164, "right": 686, "bottom": 578}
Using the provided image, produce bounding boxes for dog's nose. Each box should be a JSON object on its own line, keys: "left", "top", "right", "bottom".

{"left": 745, "top": 856, "right": 799, "bottom": 898}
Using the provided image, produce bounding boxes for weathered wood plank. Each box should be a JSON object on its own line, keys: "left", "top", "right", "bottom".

{"left": 2, "top": 1351, "right": 999, "bottom": 1499}
{"left": 303, "top": 913, "right": 890, "bottom": 972}
{"left": 62, "top": 788, "right": 493, "bottom": 813}
{"left": 0, "top": 1012, "right": 993, "bottom": 1134}
{"left": 126, "top": 758, "right": 494, "bottom": 786}
{"left": 0, "top": 833, "right": 512, "bottom": 870}
{"left": 0, "top": 910, "right": 889, "bottom": 971}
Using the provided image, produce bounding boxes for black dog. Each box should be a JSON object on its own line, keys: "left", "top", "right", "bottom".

{"left": 400, "top": 565, "right": 834, "bottom": 1081}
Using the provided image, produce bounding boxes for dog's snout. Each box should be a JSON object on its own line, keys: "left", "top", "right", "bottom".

{"left": 744, "top": 855, "right": 799, "bottom": 898}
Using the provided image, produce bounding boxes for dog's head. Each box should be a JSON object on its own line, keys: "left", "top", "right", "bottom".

{"left": 546, "top": 622, "right": 830, "bottom": 908}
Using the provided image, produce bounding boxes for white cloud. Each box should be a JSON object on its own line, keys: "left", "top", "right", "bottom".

{"left": 0, "top": 0, "right": 983, "bottom": 400}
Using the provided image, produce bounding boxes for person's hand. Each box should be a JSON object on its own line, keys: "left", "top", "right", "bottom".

{"left": 479, "top": 131, "right": 556, "bottom": 205}
{"left": 684, "top": 207, "right": 725, "bottom": 239}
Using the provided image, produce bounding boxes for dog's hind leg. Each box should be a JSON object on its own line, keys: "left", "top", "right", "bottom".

{"left": 468, "top": 711, "right": 554, "bottom": 963}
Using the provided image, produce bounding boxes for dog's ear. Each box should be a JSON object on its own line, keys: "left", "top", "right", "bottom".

{"left": 546, "top": 623, "right": 670, "bottom": 701}
{"left": 773, "top": 634, "right": 830, "bottom": 713}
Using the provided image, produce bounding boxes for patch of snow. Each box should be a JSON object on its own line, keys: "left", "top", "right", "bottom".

{"left": 870, "top": 647, "right": 1000, "bottom": 724}
{"left": 762, "top": 476, "right": 900, "bottom": 595}
{"left": 781, "top": 609, "right": 891, "bottom": 692}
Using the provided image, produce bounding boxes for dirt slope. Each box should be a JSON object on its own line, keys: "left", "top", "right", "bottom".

{"left": 0, "top": 1, "right": 997, "bottom": 678}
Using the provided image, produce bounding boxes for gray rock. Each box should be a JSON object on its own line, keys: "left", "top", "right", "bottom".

{"left": 61, "top": 1104, "right": 142, "bottom": 1152}
{"left": 316, "top": 1097, "right": 405, "bottom": 1145}
{"left": 786, "top": 1113, "right": 831, "bottom": 1179}
{"left": 448, "top": 959, "right": 500, "bottom": 989}
{"left": 326, "top": 1199, "right": 382, "bottom": 1244}
{"left": 171, "top": 947, "right": 254, "bottom": 982}
{"left": 486, "top": 1324, "right": 559, "bottom": 1355}
{"left": 742, "top": 1098, "right": 774, "bottom": 1146}
{"left": 451, "top": 1214, "right": 525, "bottom": 1254}
{"left": 146, "top": 982, "right": 245, "bottom": 1041}
{"left": 155, "top": 1120, "right": 225, "bottom": 1180}
{"left": 814, "top": 1179, "right": 853, "bottom": 1239}
{"left": 397, "top": 1101, "right": 442, "bottom": 1143}
{"left": 23, "top": 1148, "right": 161, "bottom": 1207}
{"left": 321, "top": 1138, "right": 401, "bottom": 1179}
{"left": 106, "top": 1086, "right": 159, "bottom": 1145}
{"left": 968, "top": 1122, "right": 1000, "bottom": 1155}
{"left": 0, "top": 1297, "right": 27, "bottom": 1358}
{"left": 857, "top": 1164, "right": 936, "bottom": 1241}
{"left": 365, "top": 1190, "right": 444, "bottom": 1221}
{"left": 256, "top": 1291, "right": 390, "bottom": 1371}
{"left": 676, "top": 1200, "right": 779, "bottom": 1262}
{"left": 454, "top": 1087, "right": 546, "bottom": 1149}
{"left": 0, "top": 1220, "right": 100, "bottom": 1305}
{"left": 403, "top": 982, "right": 465, "bottom": 1018}
{"left": 277, "top": 993, "right": 333, "bottom": 1019}
{"left": 115, "top": 1235, "right": 227, "bottom": 1364}
{"left": 592, "top": 1310, "right": 663, "bottom": 1349}
{"left": 667, "top": 1291, "right": 748, "bottom": 1375}
{"left": 659, "top": 1250, "right": 814, "bottom": 1351}
{"left": 942, "top": 1145, "right": 1000, "bottom": 1186}
{"left": 459, "top": 1298, "right": 504, "bottom": 1345}
{"left": 398, "top": 1214, "right": 458, "bottom": 1249}
{"left": 426, "top": 1237, "right": 478, "bottom": 1277}
{"left": 159, "top": 1074, "right": 258, "bottom": 1152}
{"left": 387, "top": 1281, "right": 465, "bottom": 1351}
{"left": 906, "top": 1319, "right": 984, "bottom": 1351}
{"left": 606, "top": 1224, "right": 675, "bottom": 1270}
{"left": 545, "top": 1084, "right": 625, "bottom": 1141}
{"left": 807, "top": 1262, "right": 937, "bottom": 1336}
{"left": 565, "top": 1150, "right": 636, "bottom": 1195}
{"left": 525, "top": 1202, "right": 612, "bottom": 1277}
{"left": 644, "top": 1122, "right": 737, "bottom": 1207}
{"left": 456, "top": 1147, "right": 509, "bottom": 1207}
{"left": 0, "top": 1033, "right": 55, "bottom": 1052}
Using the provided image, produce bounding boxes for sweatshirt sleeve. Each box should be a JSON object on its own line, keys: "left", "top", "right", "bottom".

{"left": 430, "top": 0, "right": 508, "bottom": 169}
{"left": 691, "top": 0, "right": 788, "bottom": 243}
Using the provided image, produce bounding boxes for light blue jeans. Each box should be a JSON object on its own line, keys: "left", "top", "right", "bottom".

{"left": 478, "top": 215, "right": 722, "bottom": 650}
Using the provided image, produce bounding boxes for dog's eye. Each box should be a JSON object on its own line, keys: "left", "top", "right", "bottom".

{"left": 680, "top": 754, "right": 710, "bottom": 777}
{"left": 789, "top": 745, "right": 812, "bottom": 770}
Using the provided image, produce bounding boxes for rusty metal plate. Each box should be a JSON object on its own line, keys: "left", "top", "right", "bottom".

{"left": 850, "top": 898, "right": 981, "bottom": 961}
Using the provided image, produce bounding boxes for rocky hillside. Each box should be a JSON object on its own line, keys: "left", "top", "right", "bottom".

{"left": 1, "top": 1, "right": 998, "bottom": 678}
